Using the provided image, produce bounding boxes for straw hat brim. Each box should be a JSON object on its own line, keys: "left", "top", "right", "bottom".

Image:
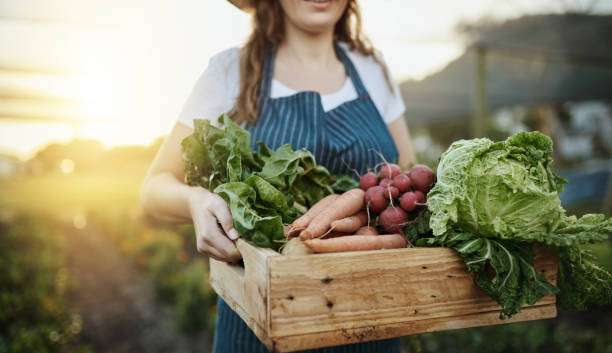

{"left": 228, "top": 0, "right": 254, "bottom": 11}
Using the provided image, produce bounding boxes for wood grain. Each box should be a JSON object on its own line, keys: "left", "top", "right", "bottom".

{"left": 209, "top": 239, "right": 278, "bottom": 347}
{"left": 209, "top": 240, "right": 558, "bottom": 353}
{"left": 267, "top": 247, "right": 557, "bottom": 338}
{"left": 271, "top": 303, "right": 557, "bottom": 352}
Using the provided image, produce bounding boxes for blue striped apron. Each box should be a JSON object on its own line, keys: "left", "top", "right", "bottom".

{"left": 212, "top": 43, "right": 401, "bottom": 353}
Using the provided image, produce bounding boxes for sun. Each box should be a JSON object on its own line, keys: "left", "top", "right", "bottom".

{"left": 59, "top": 56, "right": 161, "bottom": 148}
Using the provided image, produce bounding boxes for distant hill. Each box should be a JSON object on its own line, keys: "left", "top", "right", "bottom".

{"left": 401, "top": 14, "right": 612, "bottom": 126}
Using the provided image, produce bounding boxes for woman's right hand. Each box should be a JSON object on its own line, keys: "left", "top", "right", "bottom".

{"left": 188, "top": 187, "right": 242, "bottom": 263}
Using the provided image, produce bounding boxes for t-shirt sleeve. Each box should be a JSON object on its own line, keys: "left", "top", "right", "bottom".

{"left": 377, "top": 53, "right": 406, "bottom": 125}
{"left": 177, "top": 48, "right": 239, "bottom": 128}
{"left": 382, "top": 80, "right": 406, "bottom": 124}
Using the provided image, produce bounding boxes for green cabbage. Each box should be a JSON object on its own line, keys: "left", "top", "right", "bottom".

{"left": 425, "top": 131, "right": 612, "bottom": 317}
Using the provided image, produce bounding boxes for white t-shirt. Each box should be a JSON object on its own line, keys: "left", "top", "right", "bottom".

{"left": 177, "top": 43, "right": 406, "bottom": 128}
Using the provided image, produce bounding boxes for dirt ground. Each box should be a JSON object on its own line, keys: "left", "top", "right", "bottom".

{"left": 64, "top": 225, "right": 212, "bottom": 353}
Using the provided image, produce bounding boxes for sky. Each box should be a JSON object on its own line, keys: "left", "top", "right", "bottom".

{"left": 1, "top": 0, "right": 611, "bottom": 158}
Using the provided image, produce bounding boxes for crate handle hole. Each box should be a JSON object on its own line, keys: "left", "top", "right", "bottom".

{"left": 227, "top": 259, "right": 246, "bottom": 279}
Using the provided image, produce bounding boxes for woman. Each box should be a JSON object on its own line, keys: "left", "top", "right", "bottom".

{"left": 141, "top": 0, "right": 415, "bottom": 352}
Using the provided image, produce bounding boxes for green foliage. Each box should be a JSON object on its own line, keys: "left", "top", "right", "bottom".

{"left": 174, "top": 262, "right": 216, "bottom": 333}
{"left": 420, "top": 233, "right": 558, "bottom": 318}
{"left": 558, "top": 246, "right": 612, "bottom": 310}
{"left": 0, "top": 216, "right": 90, "bottom": 353}
{"left": 182, "top": 114, "right": 340, "bottom": 250}
{"left": 426, "top": 131, "right": 611, "bottom": 317}
{"left": 330, "top": 175, "right": 360, "bottom": 193}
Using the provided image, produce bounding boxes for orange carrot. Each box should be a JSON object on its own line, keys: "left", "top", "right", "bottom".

{"left": 323, "top": 230, "right": 355, "bottom": 239}
{"left": 355, "top": 226, "right": 379, "bottom": 236}
{"left": 330, "top": 211, "right": 368, "bottom": 233}
{"left": 287, "top": 194, "right": 338, "bottom": 238}
{"left": 299, "top": 189, "right": 365, "bottom": 240}
{"left": 304, "top": 234, "right": 407, "bottom": 253}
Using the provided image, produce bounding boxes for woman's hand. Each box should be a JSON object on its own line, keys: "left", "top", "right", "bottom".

{"left": 188, "top": 187, "right": 242, "bottom": 263}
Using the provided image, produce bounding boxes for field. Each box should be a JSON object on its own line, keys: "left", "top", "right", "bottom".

{"left": 1, "top": 165, "right": 611, "bottom": 353}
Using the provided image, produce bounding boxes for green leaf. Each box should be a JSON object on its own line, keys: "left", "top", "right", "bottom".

{"left": 331, "top": 175, "right": 359, "bottom": 193}
{"left": 558, "top": 246, "right": 612, "bottom": 311}
{"left": 404, "top": 208, "right": 432, "bottom": 243}
{"left": 182, "top": 113, "right": 338, "bottom": 250}
{"left": 213, "top": 182, "right": 258, "bottom": 238}
{"left": 244, "top": 174, "right": 288, "bottom": 210}
{"left": 425, "top": 131, "right": 611, "bottom": 316}
{"left": 425, "top": 231, "right": 558, "bottom": 318}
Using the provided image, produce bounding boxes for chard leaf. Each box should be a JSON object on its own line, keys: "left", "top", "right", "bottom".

{"left": 213, "top": 182, "right": 285, "bottom": 249}
{"left": 244, "top": 174, "right": 288, "bottom": 210}
{"left": 182, "top": 113, "right": 348, "bottom": 250}
{"left": 331, "top": 175, "right": 359, "bottom": 193}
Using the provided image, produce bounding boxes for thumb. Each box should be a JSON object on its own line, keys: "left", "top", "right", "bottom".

{"left": 211, "top": 201, "right": 239, "bottom": 241}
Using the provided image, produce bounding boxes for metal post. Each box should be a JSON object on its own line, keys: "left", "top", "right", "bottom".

{"left": 471, "top": 46, "right": 489, "bottom": 138}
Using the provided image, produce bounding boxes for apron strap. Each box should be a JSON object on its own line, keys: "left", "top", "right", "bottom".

{"left": 259, "top": 45, "right": 276, "bottom": 102}
{"left": 334, "top": 42, "right": 369, "bottom": 98}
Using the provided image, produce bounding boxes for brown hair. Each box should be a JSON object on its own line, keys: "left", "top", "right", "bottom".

{"left": 232, "top": 0, "right": 392, "bottom": 124}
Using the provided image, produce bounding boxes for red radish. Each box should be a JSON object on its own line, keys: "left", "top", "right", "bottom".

{"left": 379, "top": 178, "right": 393, "bottom": 188}
{"left": 392, "top": 173, "right": 412, "bottom": 193}
{"left": 414, "top": 190, "right": 426, "bottom": 204}
{"left": 379, "top": 207, "right": 408, "bottom": 233}
{"left": 300, "top": 189, "right": 365, "bottom": 240}
{"left": 359, "top": 172, "right": 378, "bottom": 191}
{"left": 409, "top": 164, "right": 435, "bottom": 192}
{"left": 383, "top": 186, "right": 399, "bottom": 200}
{"left": 365, "top": 186, "right": 388, "bottom": 214}
{"left": 379, "top": 163, "right": 401, "bottom": 179}
{"left": 400, "top": 192, "right": 418, "bottom": 212}
{"left": 304, "top": 234, "right": 407, "bottom": 253}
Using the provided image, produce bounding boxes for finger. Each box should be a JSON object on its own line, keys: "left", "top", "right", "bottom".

{"left": 210, "top": 199, "right": 239, "bottom": 240}
{"left": 204, "top": 225, "right": 242, "bottom": 262}
{"left": 192, "top": 211, "right": 231, "bottom": 261}
{"left": 196, "top": 237, "right": 227, "bottom": 261}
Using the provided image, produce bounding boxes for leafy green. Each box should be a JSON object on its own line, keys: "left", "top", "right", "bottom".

{"left": 426, "top": 131, "right": 611, "bottom": 317}
{"left": 331, "top": 175, "right": 360, "bottom": 193}
{"left": 404, "top": 208, "right": 432, "bottom": 243}
{"left": 428, "top": 132, "right": 567, "bottom": 241}
{"left": 182, "top": 113, "right": 344, "bottom": 250}
{"left": 557, "top": 246, "right": 612, "bottom": 310}
{"left": 419, "top": 232, "right": 558, "bottom": 318}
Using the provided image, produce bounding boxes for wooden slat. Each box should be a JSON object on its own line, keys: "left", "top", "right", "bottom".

{"left": 271, "top": 304, "right": 557, "bottom": 352}
{"left": 209, "top": 239, "right": 279, "bottom": 347}
{"left": 210, "top": 241, "right": 558, "bottom": 352}
{"left": 267, "top": 247, "right": 557, "bottom": 338}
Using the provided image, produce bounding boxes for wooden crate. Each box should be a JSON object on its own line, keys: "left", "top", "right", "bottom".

{"left": 210, "top": 239, "right": 557, "bottom": 352}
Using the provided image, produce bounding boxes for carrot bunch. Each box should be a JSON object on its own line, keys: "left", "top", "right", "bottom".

{"left": 284, "top": 189, "right": 406, "bottom": 254}
{"left": 283, "top": 162, "right": 436, "bottom": 255}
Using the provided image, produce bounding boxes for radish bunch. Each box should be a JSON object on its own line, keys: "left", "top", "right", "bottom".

{"left": 360, "top": 163, "right": 435, "bottom": 234}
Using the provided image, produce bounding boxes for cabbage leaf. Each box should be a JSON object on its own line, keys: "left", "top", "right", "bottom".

{"left": 426, "top": 131, "right": 611, "bottom": 317}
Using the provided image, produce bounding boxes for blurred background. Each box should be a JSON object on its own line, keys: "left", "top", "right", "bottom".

{"left": 0, "top": 1, "right": 610, "bottom": 352}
